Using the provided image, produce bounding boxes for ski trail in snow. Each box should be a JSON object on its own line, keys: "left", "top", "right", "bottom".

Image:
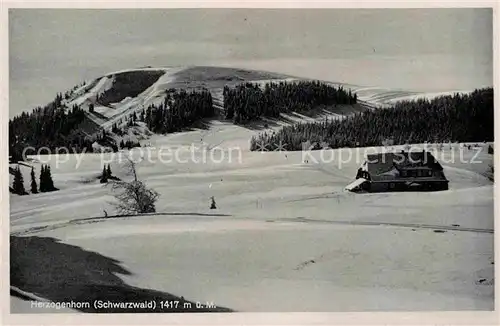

{"left": 275, "top": 217, "right": 493, "bottom": 234}
{"left": 10, "top": 212, "right": 233, "bottom": 236}
{"left": 12, "top": 212, "right": 493, "bottom": 237}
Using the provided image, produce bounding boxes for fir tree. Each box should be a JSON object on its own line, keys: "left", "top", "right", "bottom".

{"left": 40, "top": 165, "right": 56, "bottom": 192}
{"left": 13, "top": 166, "right": 26, "bottom": 195}
{"left": 30, "top": 167, "right": 38, "bottom": 194}
{"left": 39, "top": 165, "right": 46, "bottom": 192}
{"left": 100, "top": 166, "right": 108, "bottom": 183}
{"left": 210, "top": 196, "right": 217, "bottom": 209}
{"left": 46, "top": 165, "right": 55, "bottom": 191}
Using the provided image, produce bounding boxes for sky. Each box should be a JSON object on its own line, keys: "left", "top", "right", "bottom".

{"left": 9, "top": 8, "right": 493, "bottom": 117}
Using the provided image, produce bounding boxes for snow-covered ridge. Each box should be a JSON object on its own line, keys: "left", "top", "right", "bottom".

{"left": 59, "top": 66, "right": 476, "bottom": 132}
{"left": 383, "top": 90, "right": 476, "bottom": 104}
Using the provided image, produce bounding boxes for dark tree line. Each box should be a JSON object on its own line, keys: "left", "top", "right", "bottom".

{"left": 12, "top": 166, "right": 27, "bottom": 195}
{"left": 100, "top": 164, "right": 113, "bottom": 183}
{"left": 119, "top": 139, "right": 141, "bottom": 150}
{"left": 250, "top": 88, "right": 494, "bottom": 151}
{"left": 223, "top": 81, "right": 357, "bottom": 124}
{"left": 9, "top": 96, "right": 92, "bottom": 160}
{"left": 39, "top": 164, "right": 57, "bottom": 192}
{"left": 11, "top": 164, "right": 57, "bottom": 195}
{"left": 9, "top": 74, "right": 160, "bottom": 161}
{"left": 9, "top": 94, "right": 146, "bottom": 159}
{"left": 145, "top": 89, "right": 214, "bottom": 134}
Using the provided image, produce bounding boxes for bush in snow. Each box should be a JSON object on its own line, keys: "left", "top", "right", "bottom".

{"left": 107, "top": 158, "right": 159, "bottom": 215}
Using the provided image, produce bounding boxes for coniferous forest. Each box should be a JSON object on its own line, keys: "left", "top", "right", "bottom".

{"left": 10, "top": 79, "right": 493, "bottom": 160}
{"left": 250, "top": 88, "right": 494, "bottom": 151}
{"left": 9, "top": 94, "right": 92, "bottom": 161}
{"left": 223, "top": 81, "right": 357, "bottom": 123}
{"left": 9, "top": 88, "right": 214, "bottom": 161}
{"left": 144, "top": 88, "right": 214, "bottom": 133}
{"left": 10, "top": 164, "right": 57, "bottom": 195}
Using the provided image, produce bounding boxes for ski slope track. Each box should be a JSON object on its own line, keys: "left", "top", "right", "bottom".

{"left": 10, "top": 66, "right": 493, "bottom": 313}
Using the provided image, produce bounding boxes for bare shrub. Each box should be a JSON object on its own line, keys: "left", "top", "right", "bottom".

{"left": 107, "top": 157, "right": 159, "bottom": 215}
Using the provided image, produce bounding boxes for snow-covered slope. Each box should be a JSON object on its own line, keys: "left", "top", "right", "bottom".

{"left": 60, "top": 66, "right": 292, "bottom": 132}
{"left": 58, "top": 66, "right": 476, "bottom": 134}
{"left": 10, "top": 66, "right": 491, "bottom": 313}
{"left": 10, "top": 119, "right": 494, "bottom": 312}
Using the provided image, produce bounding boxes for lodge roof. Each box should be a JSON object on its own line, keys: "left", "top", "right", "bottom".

{"left": 365, "top": 151, "right": 446, "bottom": 181}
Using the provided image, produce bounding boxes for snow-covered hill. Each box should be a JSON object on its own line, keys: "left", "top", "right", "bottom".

{"left": 59, "top": 66, "right": 289, "bottom": 132}
{"left": 9, "top": 66, "right": 491, "bottom": 313}
{"left": 57, "top": 66, "right": 475, "bottom": 134}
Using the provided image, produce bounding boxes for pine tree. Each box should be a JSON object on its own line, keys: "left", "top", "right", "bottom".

{"left": 39, "top": 165, "right": 46, "bottom": 192}
{"left": 30, "top": 167, "right": 38, "bottom": 194}
{"left": 13, "top": 166, "right": 26, "bottom": 195}
{"left": 45, "top": 165, "right": 55, "bottom": 191}
{"left": 100, "top": 166, "right": 108, "bottom": 183}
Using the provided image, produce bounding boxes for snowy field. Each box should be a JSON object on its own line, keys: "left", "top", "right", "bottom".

{"left": 10, "top": 118, "right": 494, "bottom": 312}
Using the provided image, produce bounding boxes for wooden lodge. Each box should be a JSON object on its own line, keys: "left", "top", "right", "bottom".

{"left": 346, "top": 150, "right": 449, "bottom": 192}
